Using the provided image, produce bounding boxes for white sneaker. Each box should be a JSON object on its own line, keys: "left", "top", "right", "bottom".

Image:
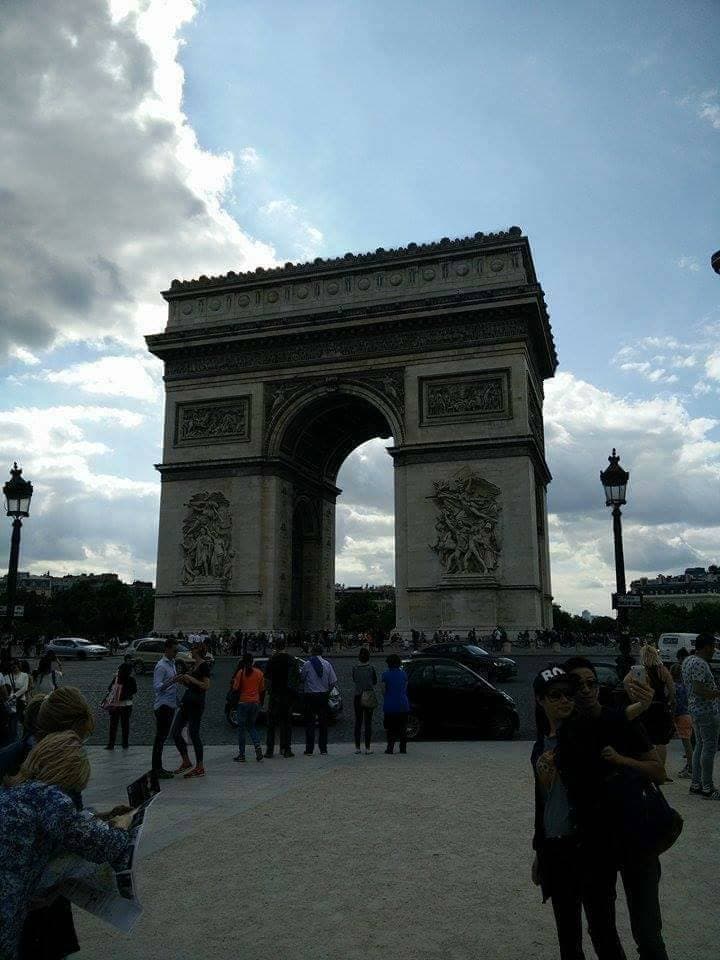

{"left": 354, "top": 748, "right": 362, "bottom": 754}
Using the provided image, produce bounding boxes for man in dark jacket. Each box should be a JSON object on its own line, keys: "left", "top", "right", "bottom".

{"left": 264, "top": 638, "right": 299, "bottom": 758}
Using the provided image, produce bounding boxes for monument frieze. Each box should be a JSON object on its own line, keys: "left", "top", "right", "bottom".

{"left": 164, "top": 313, "right": 528, "bottom": 380}
{"left": 181, "top": 491, "right": 234, "bottom": 585}
{"left": 420, "top": 370, "right": 511, "bottom": 426}
{"left": 429, "top": 468, "right": 502, "bottom": 577}
{"left": 175, "top": 397, "right": 251, "bottom": 447}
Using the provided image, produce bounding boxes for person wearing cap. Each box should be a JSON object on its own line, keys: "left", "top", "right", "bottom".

{"left": 557, "top": 657, "right": 668, "bottom": 960}
{"left": 531, "top": 666, "right": 624, "bottom": 960}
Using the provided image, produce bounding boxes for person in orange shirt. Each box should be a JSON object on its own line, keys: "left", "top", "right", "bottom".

{"left": 232, "top": 653, "right": 266, "bottom": 763}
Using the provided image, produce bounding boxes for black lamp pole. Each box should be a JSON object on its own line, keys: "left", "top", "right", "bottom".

{"left": 3, "top": 463, "right": 33, "bottom": 640}
{"left": 600, "top": 449, "right": 630, "bottom": 630}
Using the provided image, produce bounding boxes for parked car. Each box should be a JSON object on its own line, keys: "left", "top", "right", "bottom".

{"left": 411, "top": 643, "right": 517, "bottom": 681}
{"left": 126, "top": 638, "right": 215, "bottom": 675}
{"left": 401, "top": 657, "right": 519, "bottom": 740}
{"left": 44, "top": 638, "right": 109, "bottom": 660}
{"left": 224, "top": 656, "right": 343, "bottom": 728}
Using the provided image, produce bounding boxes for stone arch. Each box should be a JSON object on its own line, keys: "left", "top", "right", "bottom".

{"left": 265, "top": 381, "right": 403, "bottom": 482}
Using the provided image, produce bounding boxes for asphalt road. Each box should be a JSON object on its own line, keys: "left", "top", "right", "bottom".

{"left": 38, "top": 650, "right": 610, "bottom": 748}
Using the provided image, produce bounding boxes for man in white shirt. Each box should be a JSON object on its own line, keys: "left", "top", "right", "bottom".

{"left": 682, "top": 632, "right": 720, "bottom": 799}
{"left": 152, "top": 638, "right": 178, "bottom": 779}
{"left": 300, "top": 646, "right": 338, "bottom": 755}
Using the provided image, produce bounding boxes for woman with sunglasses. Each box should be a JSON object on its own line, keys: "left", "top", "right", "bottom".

{"left": 531, "top": 665, "right": 593, "bottom": 959}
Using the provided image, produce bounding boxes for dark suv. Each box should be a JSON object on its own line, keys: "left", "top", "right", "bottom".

{"left": 412, "top": 643, "right": 517, "bottom": 681}
{"left": 402, "top": 657, "right": 519, "bottom": 740}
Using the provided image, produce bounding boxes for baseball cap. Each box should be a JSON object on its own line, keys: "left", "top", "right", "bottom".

{"left": 533, "top": 665, "right": 572, "bottom": 697}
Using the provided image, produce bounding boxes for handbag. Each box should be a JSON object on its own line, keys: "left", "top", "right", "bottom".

{"left": 101, "top": 680, "right": 123, "bottom": 712}
{"left": 360, "top": 689, "right": 378, "bottom": 710}
{"left": 605, "top": 769, "right": 683, "bottom": 856}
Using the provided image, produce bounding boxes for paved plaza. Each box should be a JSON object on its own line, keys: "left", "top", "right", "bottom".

{"left": 74, "top": 741, "right": 716, "bottom": 960}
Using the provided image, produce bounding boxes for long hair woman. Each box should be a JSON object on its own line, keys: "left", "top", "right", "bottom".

{"left": 33, "top": 654, "right": 62, "bottom": 694}
{"left": 232, "top": 652, "right": 265, "bottom": 763}
{"left": 105, "top": 661, "right": 138, "bottom": 751}
{"left": 624, "top": 642, "right": 676, "bottom": 772}
{"left": 171, "top": 643, "right": 211, "bottom": 778}
{"left": 0, "top": 731, "right": 132, "bottom": 960}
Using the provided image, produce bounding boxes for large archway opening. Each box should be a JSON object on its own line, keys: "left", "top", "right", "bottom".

{"left": 269, "top": 387, "right": 399, "bottom": 633}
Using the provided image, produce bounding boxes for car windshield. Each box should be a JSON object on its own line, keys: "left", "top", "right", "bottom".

{"left": 74, "top": 639, "right": 92, "bottom": 646}
{"left": 466, "top": 645, "right": 490, "bottom": 657}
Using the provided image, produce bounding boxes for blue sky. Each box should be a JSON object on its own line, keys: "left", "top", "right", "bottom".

{"left": 1, "top": 0, "right": 718, "bottom": 615}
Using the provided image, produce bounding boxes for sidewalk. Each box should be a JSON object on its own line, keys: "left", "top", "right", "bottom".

{"left": 75, "top": 742, "right": 715, "bottom": 960}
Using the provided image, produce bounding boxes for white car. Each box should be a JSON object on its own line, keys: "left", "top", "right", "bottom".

{"left": 45, "top": 638, "right": 109, "bottom": 660}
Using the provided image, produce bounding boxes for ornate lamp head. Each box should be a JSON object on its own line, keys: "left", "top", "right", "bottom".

{"left": 600, "top": 449, "right": 629, "bottom": 507}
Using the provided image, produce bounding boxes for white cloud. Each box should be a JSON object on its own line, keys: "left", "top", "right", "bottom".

{"left": 614, "top": 330, "right": 717, "bottom": 392}
{"left": 545, "top": 372, "right": 720, "bottom": 612}
{"left": 0, "top": 0, "right": 276, "bottom": 360}
{"left": 258, "top": 198, "right": 324, "bottom": 262}
{"left": 10, "top": 347, "right": 41, "bottom": 366}
{"left": 677, "top": 255, "right": 700, "bottom": 272}
{"left": 40, "top": 354, "right": 162, "bottom": 402}
{"left": 239, "top": 146, "right": 261, "bottom": 169}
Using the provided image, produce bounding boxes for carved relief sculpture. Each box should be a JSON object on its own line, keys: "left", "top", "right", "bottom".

{"left": 429, "top": 470, "right": 501, "bottom": 576}
{"left": 176, "top": 398, "right": 250, "bottom": 446}
{"left": 420, "top": 371, "right": 510, "bottom": 425}
{"left": 181, "top": 491, "right": 234, "bottom": 584}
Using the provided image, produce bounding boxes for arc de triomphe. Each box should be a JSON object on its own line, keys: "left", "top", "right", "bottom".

{"left": 147, "top": 227, "right": 557, "bottom": 637}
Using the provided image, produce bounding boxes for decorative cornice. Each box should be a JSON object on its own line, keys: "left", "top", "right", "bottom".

{"left": 155, "top": 456, "right": 342, "bottom": 499}
{"left": 160, "top": 310, "right": 534, "bottom": 381}
{"left": 163, "top": 227, "right": 526, "bottom": 295}
{"left": 387, "top": 436, "right": 552, "bottom": 485}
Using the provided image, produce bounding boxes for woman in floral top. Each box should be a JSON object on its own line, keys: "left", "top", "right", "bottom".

{"left": 0, "top": 731, "right": 131, "bottom": 960}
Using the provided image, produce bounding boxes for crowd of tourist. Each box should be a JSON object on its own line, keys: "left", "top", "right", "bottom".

{"left": 0, "top": 630, "right": 718, "bottom": 958}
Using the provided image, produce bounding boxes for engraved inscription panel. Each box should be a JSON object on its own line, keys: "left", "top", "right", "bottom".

{"left": 175, "top": 397, "right": 251, "bottom": 447}
{"left": 420, "top": 370, "right": 511, "bottom": 426}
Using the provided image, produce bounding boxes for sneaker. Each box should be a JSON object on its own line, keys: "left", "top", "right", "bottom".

{"left": 156, "top": 769, "right": 175, "bottom": 780}
{"left": 677, "top": 767, "right": 692, "bottom": 779}
{"left": 355, "top": 748, "right": 362, "bottom": 755}
{"left": 384, "top": 748, "right": 394, "bottom": 754}
{"left": 184, "top": 765, "right": 205, "bottom": 779}
{"left": 233, "top": 754, "right": 246, "bottom": 763}
{"left": 283, "top": 750, "right": 295, "bottom": 758}
{"left": 264, "top": 751, "right": 274, "bottom": 759}
{"left": 303, "top": 750, "right": 314, "bottom": 756}
{"left": 365, "top": 748, "right": 373, "bottom": 754}
{"left": 320, "top": 750, "right": 328, "bottom": 755}
{"left": 255, "top": 747, "right": 264, "bottom": 762}
{"left": 104, "top": 745, "right": 114, "bottom": 750}
{"left": 174, "top": 759, "right": 192, "bottom": 774}
{"left": 690, "top": 784, "right": 705, "bottom": 795}
{"left": 702, "top": 789, "right": 720, "bottom": 800}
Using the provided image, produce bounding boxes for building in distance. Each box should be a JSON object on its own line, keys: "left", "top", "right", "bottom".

{"left": 630, "top": 566, "right": 720, "bottom": 610}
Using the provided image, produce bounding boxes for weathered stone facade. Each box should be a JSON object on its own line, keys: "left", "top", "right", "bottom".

{"left": 147, "top": 227, "right": 556, "bottom": 636}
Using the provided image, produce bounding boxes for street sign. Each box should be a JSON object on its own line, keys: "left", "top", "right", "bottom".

{"left": 0, "top": 605, "right": 24, "bottom": 617}
{"left": 612, "top": 594, "right": 642, "bottom": 610}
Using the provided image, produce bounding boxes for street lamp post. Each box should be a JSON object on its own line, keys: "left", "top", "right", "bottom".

{"left": 600, "top": 449, "right": 630, "bottom": 629}
{"left": 2, "top": 463, "right": 33, "bottom": 640}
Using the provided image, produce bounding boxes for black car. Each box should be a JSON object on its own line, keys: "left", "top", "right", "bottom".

{"left": 401, "top": 657, "right": 519, "bottom": 740}
{"left": 589, "top": 660, "right": 628, "bottom": 709}
{"left": 412, "top": 643, "right": 517, "bottom": 681}
{"left": 224, "top": 657, "right": 343, "bottom": 728}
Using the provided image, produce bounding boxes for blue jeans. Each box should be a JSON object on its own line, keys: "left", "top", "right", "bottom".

{"left": 237, "top": 702, "right": 261, "bottom": 755}
{"left": 691, "top": 713, "right": 720, "bottom": 791}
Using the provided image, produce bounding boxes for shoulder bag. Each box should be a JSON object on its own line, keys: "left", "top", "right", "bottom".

{"left": 604, "top": 769, "right": 683, "bottom": 856}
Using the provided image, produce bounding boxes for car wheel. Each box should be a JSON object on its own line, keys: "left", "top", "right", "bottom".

{"left": 226, "top": 706, "right": 238, "bottom": 728}
{"left": 405, "top": 713, "right": 423, "bottom": 740}
{"left": 487, "top": 711, "right": 516, "bottom": 740}
{"left": 134, "top": 660, "right": 145, "bottom": 675}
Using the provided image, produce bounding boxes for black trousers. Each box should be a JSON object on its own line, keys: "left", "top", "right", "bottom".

{"left": 108, "top": 706, "right": 132, "bottom": 748}
{"left": 266, "top": 695, "right": 293, "bottom": 754}
{"left": 151, "top": 705, "right": 175, "bottom": 772}
{"left": 353, "top": 694, "right": 373, "bottom": 749}
{"left": 541, "top": 837, "right": 627, "bottom": 960}
{"left": 384, "top": 711, "right": 408, "bottom": 752}
{"left": 171, "top": 705, "right": 204, "bottom": 765}
{"left": 304, "top": 692, "right": 329, "bottom": 752}
{"left": 619, "top": 855, "right": 668, "bottom": 960}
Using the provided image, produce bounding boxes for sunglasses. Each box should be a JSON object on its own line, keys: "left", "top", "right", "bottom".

{"left": 545, "top": 687, "right": 575, "bottom": 702}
